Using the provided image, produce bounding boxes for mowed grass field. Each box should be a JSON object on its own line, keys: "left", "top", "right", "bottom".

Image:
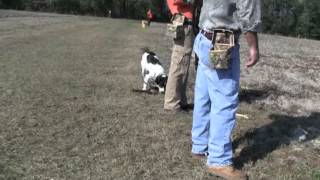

{"left": 0, "top": 10, "right": 320, "bottom": 180}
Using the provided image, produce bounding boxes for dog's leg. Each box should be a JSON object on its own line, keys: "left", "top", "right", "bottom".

{"left": 158, "top": 87, "right": 165, "bottom": 94}
{"left": 143, "top": 75, "right": 150, "bottom": 91}
{"left": 141, "top": 65, "right": 144, "bottom": 77}
{"left": 142, "top": 83, "right": 148, "bottom": 91}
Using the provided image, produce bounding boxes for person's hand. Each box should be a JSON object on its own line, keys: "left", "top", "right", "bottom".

{"left": 246, "top": 46, "right": 259, "bottom": 68}
{"left": 245, "top": 32, "right": 259, "bottom": 68}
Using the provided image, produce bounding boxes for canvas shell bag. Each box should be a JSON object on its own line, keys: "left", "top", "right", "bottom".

{"left": 210, "top": 30, "right": 235, "bottom": 69}
{"left": 166, "top": 13, "right": 185, "bottom": 40}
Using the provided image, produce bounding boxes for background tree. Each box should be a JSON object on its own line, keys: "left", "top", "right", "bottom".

{"left": 0, "top": 0, "right": 24, "bottom": 9}
{"left": 296, "top": 0, "right": 320, "bottom": 39}
{"left": 261, "top": 0, "right": 301, "bottom": 36}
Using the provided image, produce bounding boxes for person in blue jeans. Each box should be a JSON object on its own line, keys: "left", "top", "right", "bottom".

{"left": 191, "top": 0, "right": 261, "bottom": 179}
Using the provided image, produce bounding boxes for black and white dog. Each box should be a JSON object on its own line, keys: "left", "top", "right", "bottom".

{"left": 141, "top": 49, "right": 168, "bottom": 93}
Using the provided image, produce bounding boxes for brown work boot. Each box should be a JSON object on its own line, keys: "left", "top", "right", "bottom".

{"left": 207, "top": 165, "right": 248, "bottom": 180}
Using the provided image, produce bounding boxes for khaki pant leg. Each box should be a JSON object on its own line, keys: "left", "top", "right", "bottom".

{"left": 164, "top": 25, "right": 194, "bottom": 110}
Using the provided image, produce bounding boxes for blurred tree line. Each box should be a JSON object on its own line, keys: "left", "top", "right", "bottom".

{"left": 262, "top": 0, "right": 320, "bottom": 39}
{"left": 0, "top": 0, "right": 169, "bottom": 21}
{"left": 0, "top": 0, "right": 319, "bottom": 39}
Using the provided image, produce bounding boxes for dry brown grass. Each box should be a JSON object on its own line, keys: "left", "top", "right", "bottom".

{"left": 0, "top": 10, "right": 319, "bottom": 180}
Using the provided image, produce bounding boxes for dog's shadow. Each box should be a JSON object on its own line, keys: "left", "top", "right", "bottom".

{"left": 131, "top": 87, "right": 163, "bottom": 95}
{"left": 233, "top": 112, "right": 320, "bottom": 168}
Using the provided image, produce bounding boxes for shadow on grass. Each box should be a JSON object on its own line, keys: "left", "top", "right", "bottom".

{"left": 239, "top": 86, "right": 278, "bottom": 103}
{"left": 233, "top": 112, "right": 320, "bottom": 168}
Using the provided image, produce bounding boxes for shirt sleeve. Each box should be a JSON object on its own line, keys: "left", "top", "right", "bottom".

{"left": 237, "top": 0, "right": 261, "bottom": 33}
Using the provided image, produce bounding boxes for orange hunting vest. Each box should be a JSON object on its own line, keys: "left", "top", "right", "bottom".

{"left": 167, "top": 0, "right": 193, "bottom": 19}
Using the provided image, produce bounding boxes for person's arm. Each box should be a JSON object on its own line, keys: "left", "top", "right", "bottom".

{"left": 237, "top": 0, "right": 261, "bottom": 68}
{"left": 245, "top": 31, "right": 259, "bottom": 68}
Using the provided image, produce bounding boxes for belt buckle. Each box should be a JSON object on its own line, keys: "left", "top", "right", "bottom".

{"left": 201, "top": 29, "right": 213, "bottom": 40}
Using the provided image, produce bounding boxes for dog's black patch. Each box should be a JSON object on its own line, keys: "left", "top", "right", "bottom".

{"left": 155, "top": 74, "right": 168, "bottom": 88}
{"left": 148, "top": 51, "right": 156, "bottom": 56}
{"left": 143, "top": 69, "right": 149, "bottom": 76}
{"left": 147, "top": 54, "right": 161, "bottom": 65}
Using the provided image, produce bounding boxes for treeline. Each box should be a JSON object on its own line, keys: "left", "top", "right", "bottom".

{"left": 0, "top": 0, "right": 169, "bottom": 21}
{"left": 262, "top": 0, "right": 320, "bottom": 39}
{"left": 0, "top": 0, "right": 319, "bottom": 39}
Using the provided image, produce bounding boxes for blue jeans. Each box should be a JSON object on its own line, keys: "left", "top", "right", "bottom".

{"left": 191, "top": 32, "right": 240, "bottom": 167}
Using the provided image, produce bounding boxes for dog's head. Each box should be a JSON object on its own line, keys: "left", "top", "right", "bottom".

{"left": 155, "top": 74, "right": 168, "bottom": 93}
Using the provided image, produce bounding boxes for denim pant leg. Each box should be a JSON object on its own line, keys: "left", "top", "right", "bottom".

{"left": 191, "top": 33, "right": 212, "bottom": 154}
{"left": 192, "top": 64, "right": 210, "bottom": 154}
{"left": 206, "top": 44, "right": 240, "bottom": 167}
{"left": 192, "top": 33, "right": 240, "bottom": 166}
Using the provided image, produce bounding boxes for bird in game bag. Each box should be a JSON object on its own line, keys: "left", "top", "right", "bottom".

{"left": 166, "top": 0, "right": 193, "bottom": 39}
{"left": 210, "top": 29, "right": 235, "bottom": 69}
{"left": 166, "top": 13, "right": 186, "bottom": 40}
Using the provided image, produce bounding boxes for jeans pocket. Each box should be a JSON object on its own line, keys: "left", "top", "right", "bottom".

{"left": 199, "top": 34, "right": 213, "bottom": 67}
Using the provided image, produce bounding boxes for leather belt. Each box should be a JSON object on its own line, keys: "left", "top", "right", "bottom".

{"left": 201, "top": 29, "right": 240, "bottom": 43}
{"left": 200, "top": 29, "right": 214, "bottom": 40}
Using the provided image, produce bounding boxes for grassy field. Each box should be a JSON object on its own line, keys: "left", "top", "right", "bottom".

{"left": 0, "top": 10, "right": 319, "bottom": 180}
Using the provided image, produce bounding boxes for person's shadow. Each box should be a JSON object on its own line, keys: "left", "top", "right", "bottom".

{"left": 232, "top": 112, "right": 320, "bottom": 168}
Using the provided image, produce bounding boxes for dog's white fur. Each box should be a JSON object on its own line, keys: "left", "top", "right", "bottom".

{"left": 141, "top": 51, "right": 167, "bottom": 93}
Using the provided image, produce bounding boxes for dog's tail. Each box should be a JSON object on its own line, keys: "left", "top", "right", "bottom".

{"left": 141, "top": 47, "right": 155, "bottom": 56}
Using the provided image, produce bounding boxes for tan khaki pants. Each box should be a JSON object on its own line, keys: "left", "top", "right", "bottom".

{"left": 164, "top": 25, "right": 194, "bottom": 110}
